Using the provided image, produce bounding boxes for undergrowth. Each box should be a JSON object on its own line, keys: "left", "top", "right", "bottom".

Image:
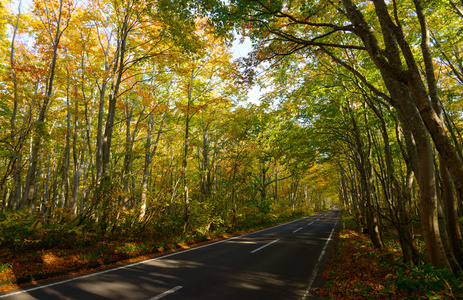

{"left": 316, "top": 212, "right": 463, "bottom": 300}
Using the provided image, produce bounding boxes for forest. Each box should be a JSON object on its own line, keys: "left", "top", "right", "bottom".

{"left": 1, "top": 0, "right": 463, "bottom": 296}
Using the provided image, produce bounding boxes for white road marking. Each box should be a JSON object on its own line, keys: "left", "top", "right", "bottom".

{"left": 0, "top": 216, "right": 309, "bottom": 298}
{"left": 293, "top": 227, "right": 303, "bottom": 233}
{"left": 308, "top": 222, "right": 313, "bottom": 226}
{"left": 149, "top": 286, "right": 182, "bottom": 300}
{"left": 250, "top": 239, "right": 280, "bottom": 253}
{"left": 302, "top": 221, "right": 338, "bottom": 300}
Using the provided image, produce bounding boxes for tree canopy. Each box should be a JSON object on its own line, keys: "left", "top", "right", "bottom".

{"left": 1, "top": 0, "right": 463, "bottom": 276}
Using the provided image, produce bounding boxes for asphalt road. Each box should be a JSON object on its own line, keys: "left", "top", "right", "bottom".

{"left": 0, "top": 209, "right": 340, "bottom": 300}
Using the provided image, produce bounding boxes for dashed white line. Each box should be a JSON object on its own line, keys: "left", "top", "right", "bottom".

{"left": 251, "top": 239, "right": 280, "bottom": 253}
{"left": 308, "top": 222, "right": 313, "bottom": 226}
{"left": 293, "top": 227, "right": 303, "bottom": 233}
{"left": 149, "top": 286, "right": 182, "bottom": 300}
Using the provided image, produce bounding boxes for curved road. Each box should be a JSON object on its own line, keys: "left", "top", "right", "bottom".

{"left": 1, "top": 209, "right": 340, "bottom": 300}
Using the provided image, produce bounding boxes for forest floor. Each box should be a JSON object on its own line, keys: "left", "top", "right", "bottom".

{"left": 315, "top": 214, "right": 463, "bottom": 299}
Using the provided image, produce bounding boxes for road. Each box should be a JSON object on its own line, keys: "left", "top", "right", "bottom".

{"left": 0, "top": 209, "right": 340, "bottom": 300}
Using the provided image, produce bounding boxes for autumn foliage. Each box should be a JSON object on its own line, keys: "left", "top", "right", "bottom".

{"left": 2, "top": 0, "right": 463, "bottom": 296}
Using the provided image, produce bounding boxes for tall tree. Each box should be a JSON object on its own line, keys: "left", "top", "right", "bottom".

{"left": 21, "top": 0, "right": 74, "bottom": 213}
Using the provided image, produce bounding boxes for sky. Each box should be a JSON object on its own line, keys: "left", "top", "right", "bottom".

{"left": 231, "top": 35, "right": 264, "bottom": 105}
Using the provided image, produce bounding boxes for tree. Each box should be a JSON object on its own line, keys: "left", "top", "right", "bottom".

{"left": 207, "top": 0, "right": 463, "bottom": 270}
{"left": 21, "top": 0, "right": 75, "bottom": 213}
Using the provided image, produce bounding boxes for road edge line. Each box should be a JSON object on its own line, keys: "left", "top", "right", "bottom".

{"left": 302, "top": 221, "right": 338, "bottom": 300}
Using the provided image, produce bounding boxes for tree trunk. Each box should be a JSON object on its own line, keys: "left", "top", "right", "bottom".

{"left": 367, "top": 97, "right": 419, "bottom": 263}
{"left": 390, "top": 78, "right": 448, "bottom": 268}
{"left": 9, "top": 1, "right": 22, "bottom": 209}
{"left": 347, "top": 104, "right": 383, "bottom": 249}
{"left": 71, "top": 86, "right": 82, "bottom": 215}
{"left": 21, "top": 0, "right": 67, "bottom": 213}
{"left": 182, "top": 69, "right": 195, "bottom": 232}
{"left": 99, "top": 14, "right": 130, "bottom": 234}
{"left": 60, "top": 82, "right": 71, "bottom": 209}
{"left": 94, "top": 27, "right": 112, "bottom": 187}
{"left": 342, "top": 0, "right": 451, "bottom": 268}
{"left": 140, "top": 104, "right": 168, "bottom": 221}
{"left": 414, "top": 0, "right": 463, "bottom": 269}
